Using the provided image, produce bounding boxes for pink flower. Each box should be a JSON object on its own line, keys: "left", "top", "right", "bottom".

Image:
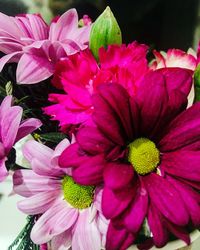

{"left": 150, "top": 49, "right": 197, "bottom": 71}
{"left": 44, "top": 42, "right": 150, "bottom": 132}
{"left": 13, "top": 139, "right": 108, "bottom": 249}
{"left": 59, "top": 68, "right": 200, "bottom": 249}
{"left": 0, "top": 9, "right": 91, "bottom": 84}
{"left": 0, "top": 96, "right": 41, "bottom": 182}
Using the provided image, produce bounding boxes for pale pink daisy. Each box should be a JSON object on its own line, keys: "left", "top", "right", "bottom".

{"left": 150, "top": 49, "right": 197, "bottom": 71}
{"left": 0, "top": 9, "right": 91, "bottom": 84}
{"left": 13, "top": 139, "right": 108, "bottom": 250}
{"left": 0, "top": 95, "right": 41, "bottom": 182}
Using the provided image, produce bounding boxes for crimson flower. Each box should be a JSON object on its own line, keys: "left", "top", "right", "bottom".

{"left": 59, "top": 68, "right": 200, "bottom": 249}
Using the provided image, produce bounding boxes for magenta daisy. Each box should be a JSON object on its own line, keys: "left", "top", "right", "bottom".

{"left": 0, "top": 95, "right": 41, "bottom": 182}
{"left": 44, "top": 42, "right": 149, "bottom": 132}
{"left": 59, "top": 67, "right": 200, "bottom": 249}
{"left": 13, "top": 139, "right": 108, "bottom": 250}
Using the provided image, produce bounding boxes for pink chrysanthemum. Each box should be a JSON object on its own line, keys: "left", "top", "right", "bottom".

{"left": 150, "top": 49, "right": 197, "bottom": 71}
{"left": 13, "top": 139, "right": 108, "bottom": 250}
{"left": 0, "top": 9, "right": 91, "bottom": 84}
{"left": 0, "top": 96, "right": 41, "bottom": 182}
{"left": 59, "top": 68, "right": 200, "bottom": 249}
{"left": 44, "top": 42, "right": 149, "bottom": 132}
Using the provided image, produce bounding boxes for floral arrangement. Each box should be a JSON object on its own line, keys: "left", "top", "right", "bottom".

{"left": 1, "top": 6, "right": 200, "bottom": 250}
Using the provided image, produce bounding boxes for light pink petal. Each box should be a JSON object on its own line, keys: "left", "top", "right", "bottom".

{"left": 1, "top": 106, "right": 22, "bottom": 152}
{"left": 23, "top": 140, "right": 53, "bottom": 164}
{"left": 49, "top": 9, "right": 78, "bottom": 42}
{"left": 16, "top": 53, "right": 53, "bottom": 84}
{"left": 51, "top": 230, "right": 72, "bottom": 250}
{"left": 17, "top": 191, "right": 60, "bottom": 215}
{"left": 165, "top": 49, "right": 197, "bottom": 71}
{"left": 31, "top": 200, "right": 78, "bottom": 244}
{"left": 0, "top": 51, "right": 22, "bottom": 71}
{"left": 72, "top": 209, "right": 101, "bottom": 250}
{"left": 13, "top": 169, "right": 61, "bottom": 197}
{"left": 25, "top": 14, "right": 48, "bottom": 40}
{"left": 0, "top": 158, "right": 8, "bottom": 182}
{"left": 0, "top": 12, "right": 23, "bottom": 39}
{"left": 15, "top": 118, "right": 42, "bottom": 142}
{"left": 32, "top": 158, "right": 64, "bottom": 178}
{"left": 51, "top": 138, "right": 70, "bottom": 165}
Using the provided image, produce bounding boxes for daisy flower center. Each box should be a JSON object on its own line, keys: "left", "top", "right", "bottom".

{"left": 62, "top": 176, "right": 95, "bottom": 209}
{"left": 128, "top": 138, "right": 160, "bottom": 175}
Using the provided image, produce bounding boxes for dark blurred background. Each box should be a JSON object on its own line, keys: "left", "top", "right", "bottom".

{"left": 1, "top": 0, "right": 200, "bottom": 50}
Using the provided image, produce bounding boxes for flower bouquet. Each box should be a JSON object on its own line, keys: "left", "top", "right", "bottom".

{"left": 0, "top": 6, "right": 200, "bottom": 250}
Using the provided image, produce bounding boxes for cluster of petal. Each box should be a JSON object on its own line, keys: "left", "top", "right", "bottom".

{"left": 59, "top": 67, "right": 200, "bottom": 249}
{"left": 44, "top": 42, "right": 150, "bottom": 132}
{"left": 150, "top": 49, "right": 197, "bottom": 71}
{"left": 0, "top": 96, "right": 41, "bottom": 182}
{"left": 13, "top": 139, "right": 108, "bottom": 250}
{"left": 0, "top": 9, "right": 91, "bottom": 84}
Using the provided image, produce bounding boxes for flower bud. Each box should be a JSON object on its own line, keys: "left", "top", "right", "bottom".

{"left": 89, "top": 6, "right": 122, "bottom": 60}
{"left": 194, "top": 64, "right": 200, "bottom": 102}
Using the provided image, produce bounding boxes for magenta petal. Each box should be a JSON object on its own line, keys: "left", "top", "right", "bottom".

{"left": 59, "top": 143, "right": 89, "bottom": 168}
{"left": 102, "top": 187, "right": 133, "bottom": 219}
{"left": 31, "top": 200, "right": 78, "bottom": 244}
{"left": 166, "top": 175, "right": 200, "bottom": 226}
{"left": 72, "top": 154, "right": 105, "bottom": 185}
{"left": 161, "top": 151, "right": 200, "bottom": 182}
{"left": 17, "top": 53, "right": 53, "bottom": 84}
{"left": 106, "top": 222, "right": 135, "bottom": 250}
{"left": 103, "top": 163, "right": 134, "bottom": 191}
{"left": 77, "top": 126, "right": 114, "bottom": 155}
{"left": 159, "top": 102, "right": 200, "bottom": 151}
{"left": 15, "top": 118, "right": 42, "bottom": 142}
{"left": 147, "top": 203, "right": 169, "bottom": 247}
{"left": 143, "top": 173, "right": 189, "bottom": 226}
{"left": 92, "top": 83, "right": 131, "bottom": 145}
{"left": 165, "top": 221, "right": 190, "bottom": 245}
{"left": 123, "top": 186, "right": 148, "bottom": 233}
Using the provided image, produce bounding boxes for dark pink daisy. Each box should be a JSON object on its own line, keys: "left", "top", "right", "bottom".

{"left": 59, "top": 67, "right": 200, "bottom": 249}
{"left": 44, "top": 42, "right": 149, "bottom": 132}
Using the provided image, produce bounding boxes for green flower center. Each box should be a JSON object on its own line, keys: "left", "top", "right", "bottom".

{"left": 128, "top": 138, "right": 160, "bottom": 175}
{"left": 62, "top": 176, "right": 95, "bottom": 209}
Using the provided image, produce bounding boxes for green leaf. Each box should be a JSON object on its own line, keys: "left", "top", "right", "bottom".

{"left": 89, "top": 6, "right": 122, "bottom": 60}
{"left": 8, "top": 216, "right": 40, "bottom": 250}
{"left": 39, "top": 132, "right": 66, "bottom": 143}
{"left": 194, "top": 64, "right": 200, "bottom": 102}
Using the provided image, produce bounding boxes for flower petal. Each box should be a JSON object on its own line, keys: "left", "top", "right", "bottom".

{"left": 72, "top": 209, "right": 101, "bottom": 250}
{"left": 51, "top": 230, "right": 72, "bottom": 250}
{"left": 17, "top": 191, "right": 61, "bottom": 215}
{"left": 31, "top": 200, "right": 78, "bottom": 244}
{"left": 15, "top": 118, "right": 42, "bottom": 142}
{"left": 17, "top": 52, "right": 53, "bottom": 84}
{"left": 159, "top": 102, "right": 200, "bottom": 151}
{"left": 103, "top": 163, "right": 134, "bottom": 191}
{"left": 143, "top": 173, "right": 189, "bottom": 226}
{"left": 13, "top": 170, "right": 61, "bottom": 197}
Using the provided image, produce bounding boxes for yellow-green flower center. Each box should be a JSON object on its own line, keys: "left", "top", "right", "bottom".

{"left": 128, "top": 138, "right": 160, "bottom": 175}
{"left": 62, "top": 176, "right": 95, "bottom": 209}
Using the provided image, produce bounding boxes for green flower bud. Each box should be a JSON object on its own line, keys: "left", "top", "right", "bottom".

{"left": 89, "top": 6, "right": 122, "bottom": 60}
{"left": 194, "top": 64, "right": 200, "bottom": 102}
